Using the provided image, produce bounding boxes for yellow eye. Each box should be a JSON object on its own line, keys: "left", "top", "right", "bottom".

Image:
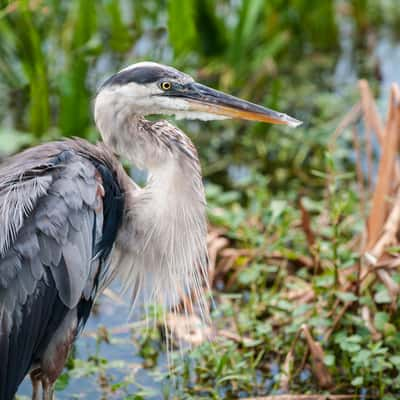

{"left": 161, "top": 81, "right": 172, "bottom": 91}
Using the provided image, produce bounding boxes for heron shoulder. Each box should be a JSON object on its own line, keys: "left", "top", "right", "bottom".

{"left": 0, "top": 140, "right": 127, "bottom": 398}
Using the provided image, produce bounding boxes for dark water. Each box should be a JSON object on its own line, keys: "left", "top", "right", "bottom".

{"left": 374, "top": 32, "right": 400, "bottom": 101}
{"left": 335, "top": 15, "right": 400, "bottom": 104}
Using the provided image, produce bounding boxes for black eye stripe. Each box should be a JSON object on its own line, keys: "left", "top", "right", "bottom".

{"left": 99, "top": 66, "right": 181, "bottom": 90}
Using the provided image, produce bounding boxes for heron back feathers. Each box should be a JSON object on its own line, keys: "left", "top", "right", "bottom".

{"left": 0, "top": 140, "right": 125, "bottom": 399}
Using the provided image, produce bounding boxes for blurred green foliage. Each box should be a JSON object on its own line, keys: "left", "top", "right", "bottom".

{"left": 1, "top": 0, "right": 398, "bottom": 190}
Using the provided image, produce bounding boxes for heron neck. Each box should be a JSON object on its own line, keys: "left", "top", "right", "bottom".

{"left": 96, "top": 109, "right": 208, "bottom": 312}
{"left": 95, "top": 101, "right": 207, "bottom": 253}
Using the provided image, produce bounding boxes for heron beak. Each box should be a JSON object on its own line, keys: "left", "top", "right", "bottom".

{"left": 177, "top": 82, "right": 302, "bottom": 127}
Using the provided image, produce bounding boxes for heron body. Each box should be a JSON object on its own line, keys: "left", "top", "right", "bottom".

{"left": 0, "top": 62, "right": 301, "bottom": 399}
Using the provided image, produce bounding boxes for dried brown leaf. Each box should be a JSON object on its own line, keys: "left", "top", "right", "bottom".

{"left": 365, "top": 84, "right": 400, "bottom": 249}
{"left": 207, "top": 236, "right": 229, "bottom": 285}
{"left": 359, "top": 79, "right": 385, "bottom": 144}
{"left": 166, "top": 313, "right": 212, "bottom": 346}
{"left": 301, "top": 325, "right": 333, "bottom": 389}
{"left": 363, "top": 186, "right": 400, "bottom": 300}
{"left": 299, "top": 197, "right": 316, "bottom": 247}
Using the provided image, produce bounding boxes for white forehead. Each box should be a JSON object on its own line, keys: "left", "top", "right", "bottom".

{"left": 119, "top": 61, "right": 194, "bottom": 83}
{"left": 119, "top": 61, "right": 165, "bottom": 73}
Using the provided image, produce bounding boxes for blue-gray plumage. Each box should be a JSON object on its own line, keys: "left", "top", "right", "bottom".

{"left": 0, "top": 140, "right": 125, "bottom": 400}
{"left": 0, "top": 62, "right": 301, "bottom": 400}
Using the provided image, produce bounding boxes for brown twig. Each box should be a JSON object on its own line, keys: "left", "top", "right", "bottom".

{"left": 301, "top": 325, "right": 333, "bottom": 389}
{"left": 329, "top": 102, "right": 362, "bottom": 152}
{"left": 351, "top": 125, "right": 367, "bottom": 219}
{"left": 324, "top": 302, "right": 353, "bottom": 341}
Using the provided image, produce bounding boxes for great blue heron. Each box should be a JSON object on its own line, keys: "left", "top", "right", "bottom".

{"left": 0, "top": 62, "right": 301, "bottom": 400}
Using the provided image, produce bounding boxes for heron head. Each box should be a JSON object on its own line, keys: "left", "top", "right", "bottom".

{"left": 95, "top": 61, "right": 302, "bottom": 127}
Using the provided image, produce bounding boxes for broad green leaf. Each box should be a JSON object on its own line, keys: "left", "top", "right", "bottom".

{"left": 168, "top": 0, "right": 197, "bottom": 56}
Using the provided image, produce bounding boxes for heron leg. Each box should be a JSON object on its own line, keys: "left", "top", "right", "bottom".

{"left": 41, "top": 377, "right": 54, "bottom": 400}
{"left": 30, "top": 370, "right": 41, "bottom": 400}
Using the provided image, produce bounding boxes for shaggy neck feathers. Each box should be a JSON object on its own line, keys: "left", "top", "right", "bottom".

{"left": 94, "top": 93, "right": 209, "bottom": 317}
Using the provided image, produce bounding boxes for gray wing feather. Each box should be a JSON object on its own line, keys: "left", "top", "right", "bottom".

{"left": 0, "top": 141, "right": 126, "bottom": 400}
{"left": 0, "top": 175, "right": 53, "bottom": 256}
{"left": 0, "top": 250, "right": 22, "bottom": 287}
{"left": 29, "top": 256, "right": 44, "bottom": 280}
{"left": 0, "top": 150, "right": 105, "bottom": 327}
